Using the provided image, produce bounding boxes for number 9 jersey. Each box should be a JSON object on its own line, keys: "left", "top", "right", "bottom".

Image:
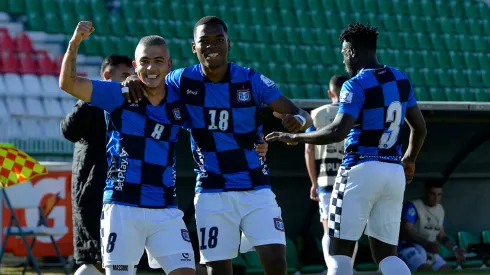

{"left": 338, "top": 66, "right": 417, "bottom": 167}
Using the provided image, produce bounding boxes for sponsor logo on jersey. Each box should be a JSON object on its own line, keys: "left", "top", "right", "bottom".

{"left": 107, "top": 148, "right": 129, "bottom": 191}
{"left": 260, "top": 74, "right": 276, "bottom": 88}
{"left": 340, "top": 91, "right": 353, "bottom": 104}
{"left": 173, "top": 108, "right": 182, "bottom": 120}
{"left": 181, "top": 253, "right": 192, "bottom": 262}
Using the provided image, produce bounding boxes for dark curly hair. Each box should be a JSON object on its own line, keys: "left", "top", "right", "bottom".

{"left": 339, "top": 23, "right": 379, "bottom": 51}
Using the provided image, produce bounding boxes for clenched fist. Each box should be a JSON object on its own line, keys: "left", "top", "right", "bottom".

{"left": 70, "top": 21, "right": 94, "bottom": 44}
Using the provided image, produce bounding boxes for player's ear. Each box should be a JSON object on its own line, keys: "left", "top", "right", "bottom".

{"left": 327, "top": 90, "right": 334, "bottom": 99}
{"left": 102, "top": 71, "right": 111, "bottom": 81}
{"left": 227, "top": 39, "right": 231, "bottom": 51}
{"left": 168, "top": 58, "right": 173, "bottom": 70}
{"left": 192, "top": 42, "right": 197, "bottom": 54}
{"left": 132, "top": 60, "right": 137, "bottom": 70}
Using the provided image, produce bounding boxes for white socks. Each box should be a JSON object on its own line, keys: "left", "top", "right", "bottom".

{"left": 379, "top": 256, "right": 411, "bottom": 275}
{"left": 326, "top": 255, "right": 353, "bottom": 275}
{"left": 74, "top": 264, "right": 103, "bottom": 275}
{"left": 322, "top": 234, "right": 359, "bottom": 267}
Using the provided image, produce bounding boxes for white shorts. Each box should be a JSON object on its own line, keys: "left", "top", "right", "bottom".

{"left": 327, "top": 161, "right": 406, "bottom": 245}
{"left": 194, "top": 188, "right": 286, "bottom": 264}
{"left": 319, "top": 191, "right": 332, "bottom": 222}
{"left": 399, "top": 244, "right": 447, "bottom": 271}
{"left": 100, "top": 204, "right": 195, "bottom": 268}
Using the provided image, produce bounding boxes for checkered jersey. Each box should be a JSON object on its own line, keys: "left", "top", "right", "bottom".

{"left": 338, "top": 66, "right": 417, "bottom": 167}
{"left": 90, "top": 80, "right": 186, "bottom": 208}
{"left": 166, "top": 63, "right": 282, "bottom": 193}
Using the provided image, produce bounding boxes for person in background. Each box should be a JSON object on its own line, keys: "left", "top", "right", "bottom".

{"left": 61, "top": 54, "right": 134, "bottom": 275}
{"left": 304, "top": 75, "right": 359, "bottom": 269}
{"left": 398, "top": 181, "right": 466, "bottom": 271}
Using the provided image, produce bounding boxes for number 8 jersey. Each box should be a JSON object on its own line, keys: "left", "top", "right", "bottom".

{"left": 338, "top": 66, "right": 417, "bottom": 167}
{"left": 166, "top": 63, "right": 282, "bottom": 193}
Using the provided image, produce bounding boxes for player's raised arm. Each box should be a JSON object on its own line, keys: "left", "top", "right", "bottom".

{"left": 266, "top": 81, "right": 362, "bottom": 145}
{"left": 59, "top": 21, "right": 95, "bottom": 102}
{"left": 250, "top": 72, "right": 312, "bottom": 133}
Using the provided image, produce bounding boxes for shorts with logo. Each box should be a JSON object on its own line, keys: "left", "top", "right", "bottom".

{"left": 194, "top": 188, "right": 286, "bottom": 264}
{"left": 318, "top": 186, "right": 333, "bottom": 222}
{"left": 399, "top": 244, "right": 447, "bottom": 271}
{"left": 327, "top": 161, "right": 406, "bottom": 245}
{"left": 100, "top": 204, "right": 195, "bottom": 268}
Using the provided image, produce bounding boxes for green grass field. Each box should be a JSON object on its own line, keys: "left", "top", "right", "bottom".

{"left": 1, "top": 266, "right": 489, "bottom": 275}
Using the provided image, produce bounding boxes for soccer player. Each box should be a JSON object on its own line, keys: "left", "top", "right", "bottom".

{"left": 61, "top": 55, "right": 134, "bottom": 275}
{"left": 266, "top": 23, "right": 427, "bottom": 275}
{"left": 304, "top": 75, "right": 358, "bottom": 268}
{"left": 122, "top": 16, "right": 312, "bottom": 275}
{"left": 398, "top": 181, "right": 465, "bottom": 271}
{"left": 59, "top": 21, "right": 195, "bottom": 275}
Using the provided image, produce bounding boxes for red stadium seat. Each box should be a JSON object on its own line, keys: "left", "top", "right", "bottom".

{"left": 53, "top": 54, "right": 63, "bottom": 75}
{"left": 14, "top": 33, "right": 34, "bottom": 53}
{"left": 0, "top": 51, "right": 20, "bottom": 74}
{"left": 35, "top": 50, "right": 56, "bottom": 75}
{"left": 17, "top": 52, "right": 37, "bottom": 74}
{"left": 0, "top": 28, "right": 15, "bottom": 53}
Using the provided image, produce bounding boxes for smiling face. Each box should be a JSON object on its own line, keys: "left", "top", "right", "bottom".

{"left": 192, "top": 23, "right": 230, "bottom": 70}
{"left": 133, "top": 44, "right": 172, "bottom": 89}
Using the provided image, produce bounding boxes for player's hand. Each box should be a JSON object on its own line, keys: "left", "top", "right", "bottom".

{"left": 454, "top": 247, "right": 466, "bottom": 264}
{"left": 310, "top": 185, "right": 319, "bottom": 201}
{"left": 402, "top": 159, "right": 415, "bottom": 184}
{"left": 254, "top": 137, "right": 268, "bottom": 158}
{"left": 265, "top": 131, "right": 296, "bottom": 145}
{"left": 122, "top": 75, "right": 147, "bottom": 103}
{"left": 272, "top": 112, "right": 303, "bottom": 133}
{"left": 70, "top": 21, "right": 94, "bottom": 44}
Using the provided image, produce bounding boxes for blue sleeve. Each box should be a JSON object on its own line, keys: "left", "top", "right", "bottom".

{"left": 305, "top": 125, "right": 316, "bottom": 133}
{"left": 166, "top": 69, "right": 192, "bottom": 129}
{"left": 401, "top": 202, "right": 417, "bottom": 224}
{"left": 89, "top": 80, "right": 125, "bottom": 113}
{"left": 338, "top": 80, "right": 365, "bottom": 119}
{"left": 250, "top": 71, "right": 283, "bottom": 105}
{"left": 407, "top": 81, "right": 417, "bottom": 107}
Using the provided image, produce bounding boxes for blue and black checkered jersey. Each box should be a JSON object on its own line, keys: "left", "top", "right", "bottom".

{"left": 166, "top": 63, "right": 283, "bottom": 193}
{"left": 89, "top": 80, "right": 186, "bottom": 208}
{"left": 338, "top": 66, "right": 417, "bottom": 167}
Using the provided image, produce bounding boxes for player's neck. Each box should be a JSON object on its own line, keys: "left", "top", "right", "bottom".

{"left": 201, "top": 63, "right": 228, "bottom": 83}
{"left": 361, "top": 57, "right": 384, "bottom": 70}
{"left": 145, "top": 84, "right": 166, "bottom": 106}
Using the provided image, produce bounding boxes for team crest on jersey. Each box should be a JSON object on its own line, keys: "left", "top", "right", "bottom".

{"left": 173, "top": 108, "right": 182, "bottom": 120}
{"left": 340, "top": 91, "right": 353, "bottom": 104}
{"left": 273, "top": 217, "right": 285, "bottom": 232}
{"left": 181, "top": 229, "right": 191, "bottom": 242}
{"left": 260, "top": 74, "right": 276, "bottom": 88}
{"left": 237, "top": 88, "right": 251, "bottom": 102}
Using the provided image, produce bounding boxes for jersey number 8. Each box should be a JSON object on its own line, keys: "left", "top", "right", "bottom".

{"left": 208, "top": 110, "right": 229, "bottom": 131}
{"left": 378, "top": 101, "right": 402, "bottom": 149}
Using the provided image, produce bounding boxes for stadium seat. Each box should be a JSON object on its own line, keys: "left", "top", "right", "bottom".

{"left": 5, "top": 97, "right": 26, "bottom": 116}
{"left": 21, "top": 74, "right": 44, "bottom": 96}
{"left": 0, "top": 28, "right": 15, "bottom": 52}
{"left": 18, "top": 52, "right": 38, "bottom": 75}
{"left": 13, "top": 33, "right": 33, "bottom": 53}
{"left": 43, "top": 98, "right": 64, "bottom": 117}
{"left": 438, "top": 242, "right": 458, "bottom": 269}
{"left": 457, "top": 231, "right": 484, "bottom": 268}
{"left": 40, "top": 75, "right": 62, "bottom": 98}
{"left": 4, "top": 73, "right": 25, "bottom": 95}
{"left": 25, "top": 97, "right": 45, "bottom": 117}
{"left": 0, "top": 75, "right": 8, "bottom": 96}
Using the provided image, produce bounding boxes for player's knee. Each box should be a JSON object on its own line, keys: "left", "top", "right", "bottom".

{"left": 256, "top": 245, "right": 287, "bottom": 273}
{"left": 205, "top": 260, "right": 233, "bottom": 275}
{"left": 104, "top": 265, "right": 136, "bottom": 275}
{"left": 152, "top": 253, "right": 196, "bottom": 275}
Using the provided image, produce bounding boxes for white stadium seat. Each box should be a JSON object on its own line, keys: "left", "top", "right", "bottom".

{"left": 0, "top": 75, "right": 8, "bottom": 96}
{"left": 24, "top": 97, "right": 45, "bottom": 116}
{"left": 61, "top": 98, "right": 77, "bottom": 114}
{"left": 5, "top": 97, "right": 26, "bottom": 116}
{"left": 4, "top": 73, "right": 26, "bottom": 95}
{"left": 44, "top": 98, "right": 64, "bottom": 117}
{"left": 40, "top": 75, "right": 62, "bottom": 98}
{"left": 21, "top": 74, "right": 45, "bottom": 96}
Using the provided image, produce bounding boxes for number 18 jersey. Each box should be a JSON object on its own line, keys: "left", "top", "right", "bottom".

{"left": 338, "top": 66, "right": 417, "bottom": 167}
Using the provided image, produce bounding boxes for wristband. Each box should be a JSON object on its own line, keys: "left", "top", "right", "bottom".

{"left": 121, "top": 86, "right": 129, "bottom": 94}
{"left": 294, "top": 114, "right": 306, "bottom": 127}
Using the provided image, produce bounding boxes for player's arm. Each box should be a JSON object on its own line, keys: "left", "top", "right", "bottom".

{"left": 60, "top": 101, "right": 92, "bottom": 143}
{"left": 304, "top": 126, "right": 318, "bottom": 186}
{"left": 59, "top": 21, "right": 95, "bottom": 102}
{"left": 437, "top": 226, "right": 456, "bottom": 250}
{"left": 251, "top": 72, "right": 312, "bottom": 132}
{"left": 280, "top": 81, "right": 361, "bottom": 145}
{"left": 400, "top": 202, "right": 434, "bottom": 249}
{"left": 402, "top": 82, "right": 427, "bottom": 163}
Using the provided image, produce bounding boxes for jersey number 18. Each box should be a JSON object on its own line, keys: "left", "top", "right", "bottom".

{"left": 378, "top": 101, "right": 402, "bottom": 149}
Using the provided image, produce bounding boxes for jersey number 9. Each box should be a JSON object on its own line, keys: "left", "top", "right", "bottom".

{"left": 378, "top": 101, "right": 402, "bottom": 149}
